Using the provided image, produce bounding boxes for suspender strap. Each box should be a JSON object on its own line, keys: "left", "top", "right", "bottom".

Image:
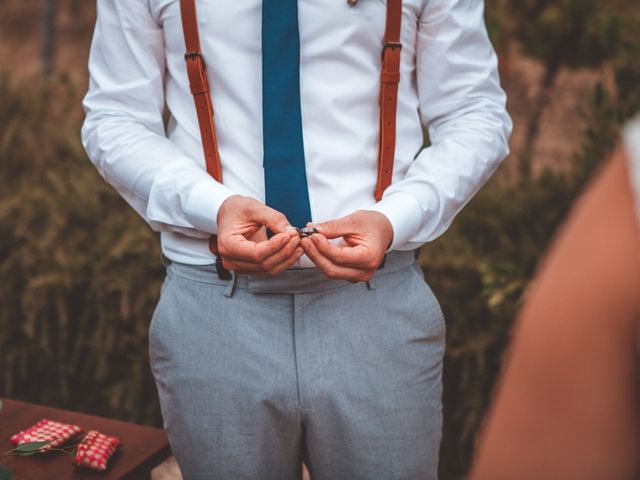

{"left": 180, "top": 0, "right": 231, "bottom": 278}
{"left": 375, "top": 0, "right": 402, "bottom": 201}
{"left": 180, "top": 0, "right": 223, "bottom": 184}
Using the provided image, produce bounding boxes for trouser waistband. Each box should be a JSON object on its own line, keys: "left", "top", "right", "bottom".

{"left": 163, "top": 250, "right": 419, "bottom": 295}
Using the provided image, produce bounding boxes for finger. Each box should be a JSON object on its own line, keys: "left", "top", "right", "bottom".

{"left": 301, "top": 238, "right": 373, "bottom": 283}
{"left": 267, "top": 246, "right": 305, "bottom": 276}
{"left": 223, "top": 234, "right": 301, "bottom": 270}
{"left": 311, "top": 234, "right": 375, "bottom": 268}
{"left": 231, "top": 246, "right": 304, "bottom": 277}
{"left": 220, "top": 231, "right": 291, "bottom": 263}
{"left": 249, "top": 226, "right": 298, "bottom": 244}
{"left": 250, "top": 204, "right": 295, "bottom": 235}
{"left": 259, "top": 236, "right": 301, "bottom": 271}
{"left": 224, "top": 233, "right": 299, "bottom": 267}
{"left": 307, "top": 216, "right": 356, "bottom": 240}
{"left": 248, "top": 228, "right": 269, "bottom": 243}
{"left": 226, "top": 235, "right": 300, "bottom": 271}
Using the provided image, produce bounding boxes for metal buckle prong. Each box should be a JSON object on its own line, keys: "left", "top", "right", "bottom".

{"left": 381, "top": 41, "right": 402, "bottom": 59}
{"left": 184, "top": 51, "right": 202, "bottom": 61}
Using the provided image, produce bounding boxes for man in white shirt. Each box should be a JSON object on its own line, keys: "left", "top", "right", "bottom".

{"left": 82, "top": 0, "right": 511, "bottom": 478}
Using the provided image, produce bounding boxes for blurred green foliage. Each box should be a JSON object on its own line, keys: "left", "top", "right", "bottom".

{"left": 0, "top": 75, "right": 164, "bottom": 425}
{"left": 507, "top": 0, "right": 624, "bottom": 69}
{"left": 430, "top": 165, "right": 587, "bottom": 478}
{"left": 493, "top": 0, "right": 637, "bottom": 179}
{"left": 0, "top": 1, "right": 639, "bottom": 478}
{"left": 434, "top": 2, "right": 640, "bottom": 476}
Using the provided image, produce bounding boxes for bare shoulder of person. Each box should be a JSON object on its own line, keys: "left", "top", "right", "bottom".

{"left": 470, "top": 148, "right": 640, "bottom": 480}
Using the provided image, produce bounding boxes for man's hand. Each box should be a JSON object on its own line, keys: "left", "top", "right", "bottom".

{"left": 216, "top": 195, "right": 303, "bottom": 275}
{"left": 301, "top": 210, "right": 394, "bottom": 283}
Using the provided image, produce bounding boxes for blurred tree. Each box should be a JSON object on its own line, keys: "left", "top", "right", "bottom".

{"left": 435, "top": 5, "right": 640, "bottom": 475}
{"left": 484, "top": 0, "right": 513, "bottom": 80}
{"left": 69, "top": 0, "right": 85, "bottom": 31}
{"left": 573, "top": 0, "right": 640, "bottom": 180}
{"left": 41, "top": 0, "right": 57, "bottom": 76}
{"left": 610, "top": 3, "right": 640, "bottom": 121}
{"left": 0, "top": 76, "right": 164, "bottom": 425}
{"left": 508, "top": 0, "right": 622, "bottom": 180}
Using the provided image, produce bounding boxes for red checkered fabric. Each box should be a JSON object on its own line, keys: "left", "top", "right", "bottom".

{"left": 72, "top": 430, "right": 121, "bottom": 472}
{"left": 10, "top": 418, "right": 82, "bottom": 452}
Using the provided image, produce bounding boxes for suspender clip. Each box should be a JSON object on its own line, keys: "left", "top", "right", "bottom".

{"left": 215, "top": 254, "right": 233, "bottom": 281}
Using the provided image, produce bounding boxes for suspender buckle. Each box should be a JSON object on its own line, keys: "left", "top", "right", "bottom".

{"left": 184, "top": 51, "right": 204, "bottom": 64}
{"left": 381, "top": 41, "right": 402, "bottom": 59}
{"left": 184, "top": 51, "right": 201, "bottom": 60}
{"left": 184, "top": 50, "right": 209, "bottom": 94}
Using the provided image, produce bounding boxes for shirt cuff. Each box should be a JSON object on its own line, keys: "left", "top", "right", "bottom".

{"left": 367, "top": 192, "right": 422, "bottom": 251}
{"left": 184, "top": 177, "right": 237, "bottom": 235}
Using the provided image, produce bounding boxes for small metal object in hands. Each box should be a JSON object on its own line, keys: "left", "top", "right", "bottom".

{"left": 297, "top": 227, "right": 318, "bottom": 238}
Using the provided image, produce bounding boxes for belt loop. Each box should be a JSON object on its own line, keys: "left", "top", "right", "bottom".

{"left": 224, "top": 271, "right": 237, "bottom": 298}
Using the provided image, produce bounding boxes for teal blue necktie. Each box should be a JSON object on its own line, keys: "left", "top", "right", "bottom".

{"left": 262, "top": 0, "right": 312, "bottom": 229}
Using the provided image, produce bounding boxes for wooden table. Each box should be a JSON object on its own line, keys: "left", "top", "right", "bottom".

{"left": 0, "top": 399, "right": 171, "bottom": 479}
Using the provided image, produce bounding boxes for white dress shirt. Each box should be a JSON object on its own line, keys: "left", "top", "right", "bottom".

{"left": 82, "top": 0, "right": 512, "bottom": 266}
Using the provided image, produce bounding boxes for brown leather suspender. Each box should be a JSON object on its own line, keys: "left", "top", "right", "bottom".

{"left": 179, "top": 0, "right": 403, "bottom": 233}
{"left": 180, "top": 0, "right": 223, "bottom": 184}
{"left": 179, "top": 0, "right": 224, "bottom": 263}
{"left": 376, "top": 0, "right": 402, "bottom": 201}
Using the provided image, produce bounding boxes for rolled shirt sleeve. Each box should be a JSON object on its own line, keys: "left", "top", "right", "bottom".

{"left": 81, "top": 0, "right": 235, "bottom": 239}
{"left": 369, "top": 0, "right": 512, "bottom": 251}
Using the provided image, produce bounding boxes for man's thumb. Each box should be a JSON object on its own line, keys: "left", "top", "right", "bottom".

{"left": 253, "top": 205, "right": 291, "bottom": 234}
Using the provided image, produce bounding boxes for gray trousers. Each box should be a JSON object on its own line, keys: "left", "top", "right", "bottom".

{"left": 149, "top": 251, "right": 445, "bottom": 480}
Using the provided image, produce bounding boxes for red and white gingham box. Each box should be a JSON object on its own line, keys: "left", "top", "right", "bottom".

{"left": 10, "top": 418, "right": 82, "bottom": 452}
{"left": 72, "top": 430, "right": 121, "bottom": 471}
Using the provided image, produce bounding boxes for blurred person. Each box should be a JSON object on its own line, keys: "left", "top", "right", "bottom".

{"left": 81, "top": 0, "right": 511, "bottom": 478}
{"left": 470, "top": 118, "right": 640, "bottom": 479}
